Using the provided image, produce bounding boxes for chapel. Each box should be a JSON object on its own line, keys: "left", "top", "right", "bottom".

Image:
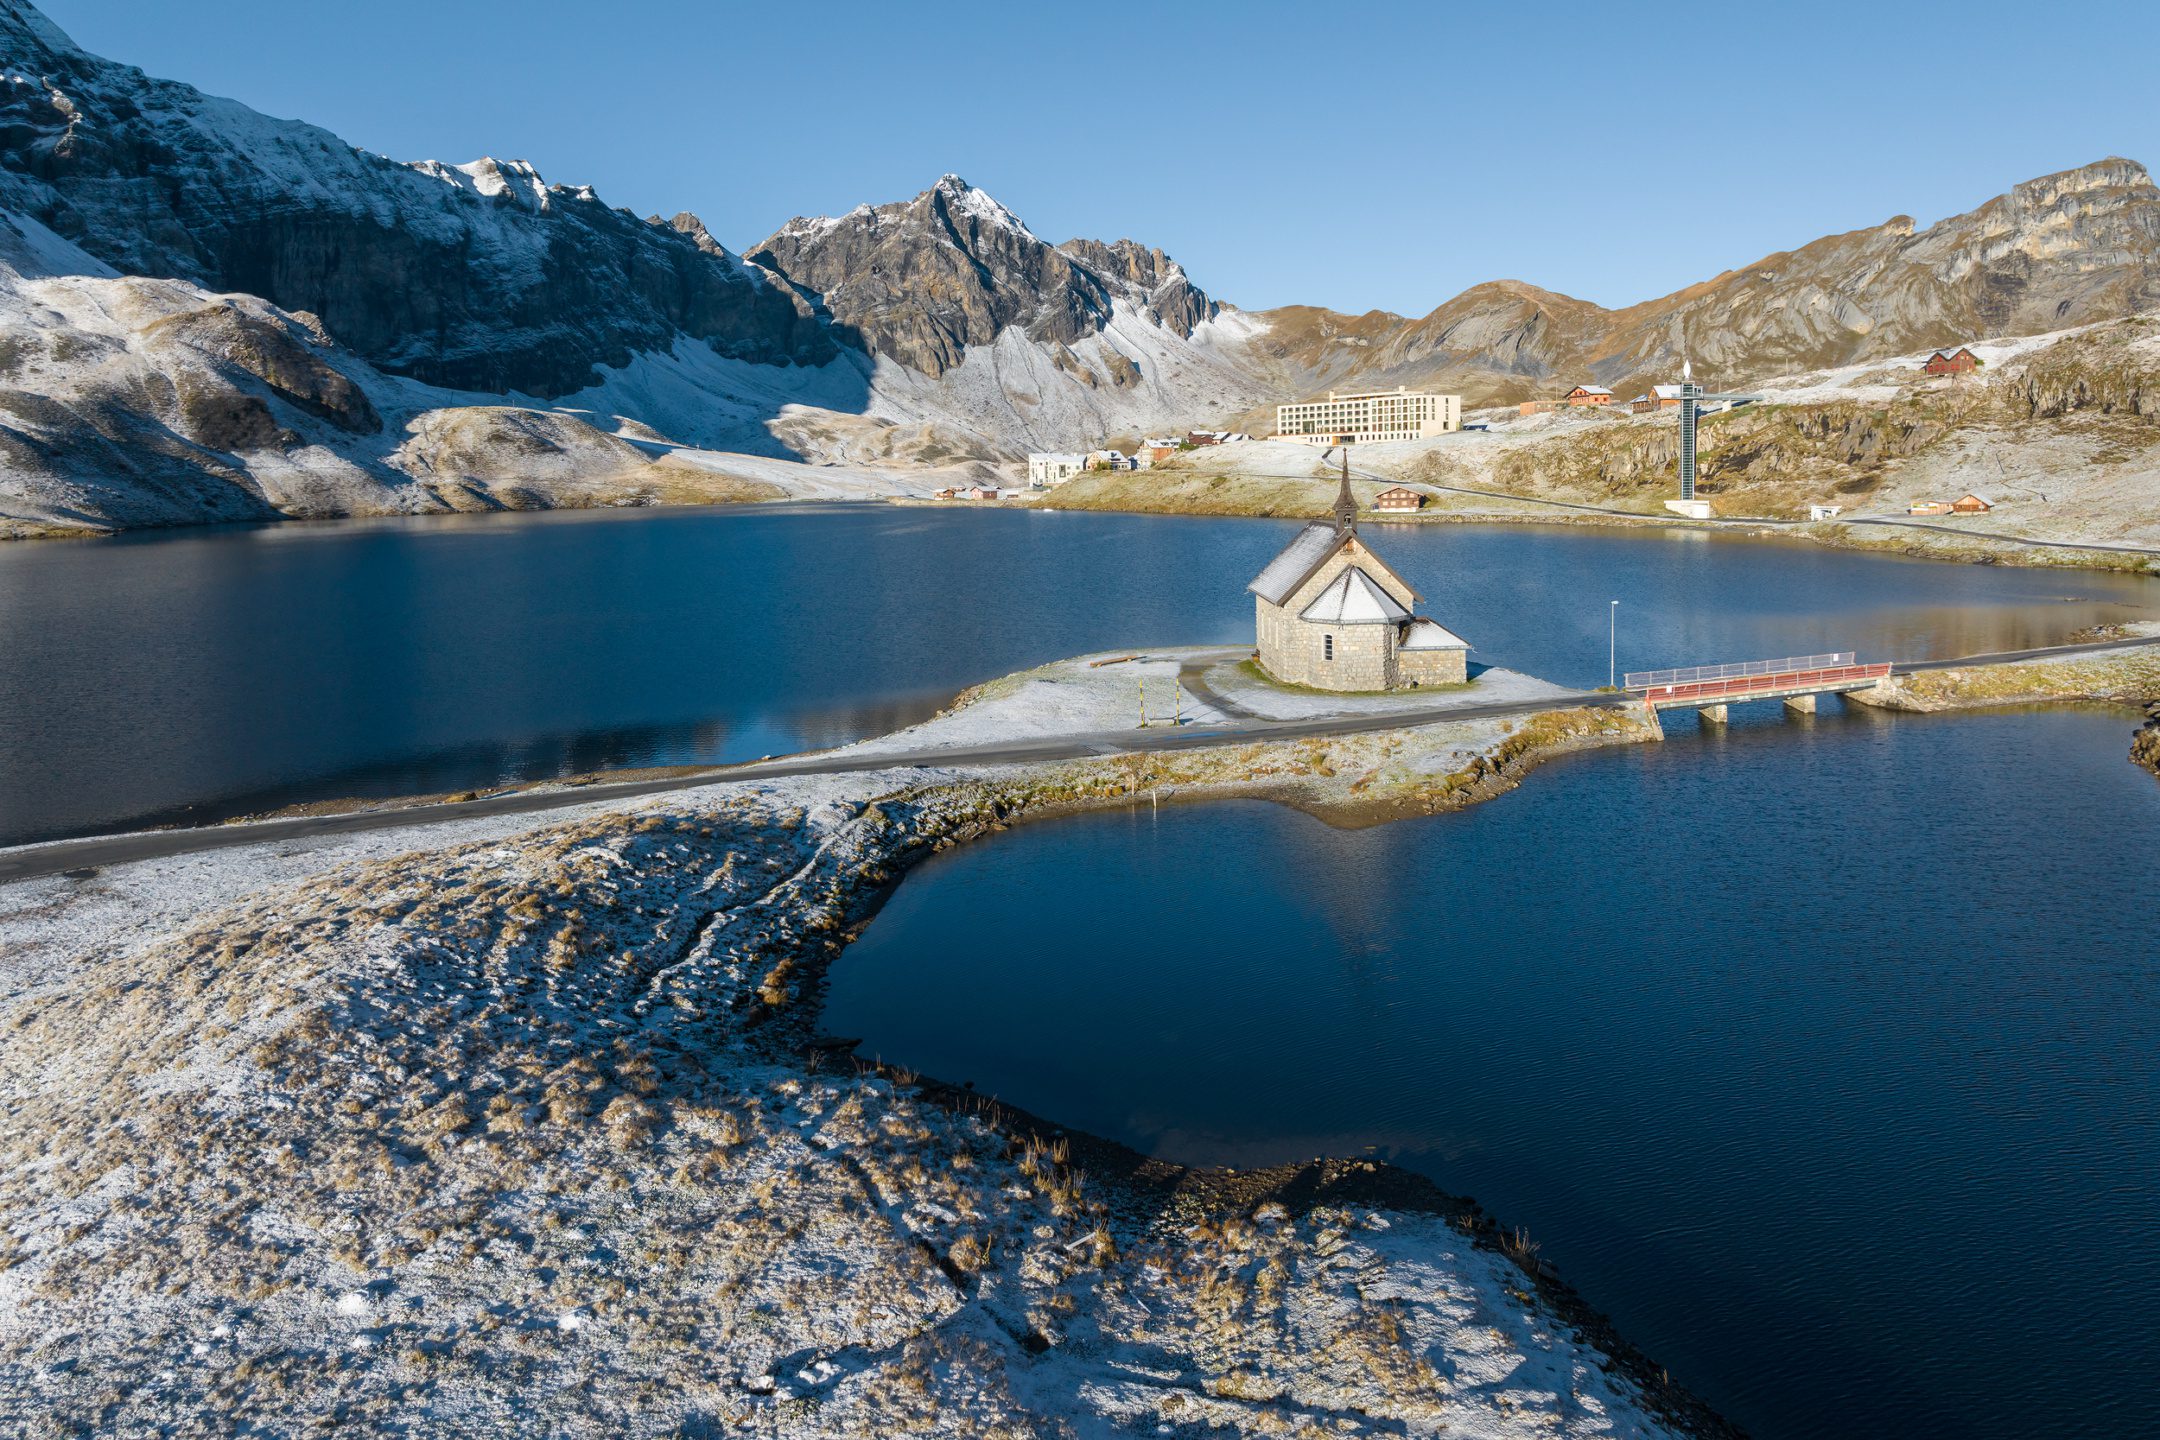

{"left": 1247, "top": 461, "right": 1469, "bottom": 691}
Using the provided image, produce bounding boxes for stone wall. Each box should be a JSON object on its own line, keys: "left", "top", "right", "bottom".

{"left": 1255, "top": 598, "right": 1393, "bottom": 690}
{"left": 1397, "top": 646, "right": 1468, "bottom": 687}
{"left": 1255, "top": 539, "right": 1428, "bottom": 692}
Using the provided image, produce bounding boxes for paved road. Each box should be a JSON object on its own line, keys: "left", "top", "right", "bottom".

{"left": 5, "top": 635, "right": 2150, "bottom": 888}
{"left": 1834, "top": 514, "right": 2160, "bottom": 558}
{"left": 1890, "top": 633, "right": 2160, "bottom": 672}
{"left": 0, "top": 686, "right": 1622, "bottom": 887}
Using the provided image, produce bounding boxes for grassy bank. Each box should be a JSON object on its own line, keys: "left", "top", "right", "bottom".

{"left": 1041, "top": 469, "right": 1361, "bottom": 518}
{"left": 1855, "top": 643, "right": 2160, "bottom": 711}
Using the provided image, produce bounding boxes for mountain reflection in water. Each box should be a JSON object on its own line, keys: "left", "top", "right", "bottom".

{"left": 1, "top": 503, "right": 2152, "bottom": 844}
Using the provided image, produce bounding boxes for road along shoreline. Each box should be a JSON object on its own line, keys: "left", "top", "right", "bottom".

{"left": 3, "top": 692, "right": 1736, "bottom": 1437}
{"left": 10, "top": 634, "right": 2159, "bottom": 886}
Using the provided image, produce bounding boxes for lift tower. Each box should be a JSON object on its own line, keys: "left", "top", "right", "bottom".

{"left": 1666, "top": 359, "right": 1761, "bottom": 517}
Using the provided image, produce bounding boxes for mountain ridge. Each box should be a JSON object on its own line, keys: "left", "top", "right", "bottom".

{"left": 1248, "top": 155, "right": 2160, "bottom": 405}
{"left": 3, "top": 0, "right": 2159, "bottom": 537}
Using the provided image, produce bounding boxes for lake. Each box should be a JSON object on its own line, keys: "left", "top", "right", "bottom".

{"left": 7, "top": 503, "right": 2158, "bottom": 1436}
{"left": 1, "top": 504, "right": 2153, "bottom": 846}
{"left": 824, "top": 701, "right": 2160, "bottom": 1440}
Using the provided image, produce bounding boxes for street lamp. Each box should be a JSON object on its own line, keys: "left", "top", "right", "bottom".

{"left": 1609, "top": 600, "right": 1618, "bottom": 689}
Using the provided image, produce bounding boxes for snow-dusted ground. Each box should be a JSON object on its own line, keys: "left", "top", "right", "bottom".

{"left": 819, "top": 647, "right": 1591, "bottom": 762}
{"left": 1144, "top": 318, "right": 2160, "bottom": 559}
{"left": 633, "top": 442, "right": 964, "bottom": 500}
{"left": 0, "top": 662, "right": 1689, "bottom": 1439}
{"left": 831, "top": 649, "right": 1241, "bottom": 759}
{"left": 864, "top": 301, "right": 1272, "bottom": 452}
{"left": 1204, "top": 659, "right": 1582, "bottom": 720}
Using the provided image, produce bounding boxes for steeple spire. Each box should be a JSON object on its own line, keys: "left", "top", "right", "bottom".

{"left": 1333, "top": 450, "right": 1357, "bottom": 533}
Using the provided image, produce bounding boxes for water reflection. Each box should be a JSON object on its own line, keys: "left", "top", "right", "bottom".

{"left": 109, "top": 689, "right": 948, "bottom": 832}
{"left": 1, "top": 506, "right": 2152, "bottom": 845}
{"left": 823, "top": 704, "right": 2160, "bottom": 1440}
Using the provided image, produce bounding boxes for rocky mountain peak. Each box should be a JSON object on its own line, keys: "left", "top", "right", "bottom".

{"left": 665, "top": 211, "right": 728, "bottom": 256}
{"left": 2015, "top": 155, "right": 2153, "bottom": 204}
{"left": 750, "top": 178, "right": 1221, "bottom": 374}
{"left": 925, "top": 173, "right": 1034, "bottom": 239}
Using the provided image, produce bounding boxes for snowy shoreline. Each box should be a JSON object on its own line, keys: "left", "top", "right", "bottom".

{"left": 0, "top": 663, "right": 1722, "bottom": 1438}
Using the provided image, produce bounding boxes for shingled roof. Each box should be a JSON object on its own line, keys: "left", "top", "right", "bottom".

{"left": 1249, "top": 524, "right": 1423, "bottom": 609}
{"left": 1248, "top": 522, "right": 1347, "bottom": 605}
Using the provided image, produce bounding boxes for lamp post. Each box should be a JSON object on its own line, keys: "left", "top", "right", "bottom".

{"left": 1609, "top": 600, "right": 1618, "bottom": 689}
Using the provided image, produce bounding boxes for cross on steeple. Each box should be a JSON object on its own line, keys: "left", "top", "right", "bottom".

{"left": 1333, "top": 450, "right": 1357, "bottom": 533}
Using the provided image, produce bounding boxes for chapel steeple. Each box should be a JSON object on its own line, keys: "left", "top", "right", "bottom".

{"left": 1332, "top": 450, "right": 1357, "bottom": 533}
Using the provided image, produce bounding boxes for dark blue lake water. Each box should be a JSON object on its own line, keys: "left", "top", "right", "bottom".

{"left": 0, "top": 505, "right": 2153, "bottom": 845}
{"left": 824, "top": 702, "right": 2160, "bottom": 1440}
{"left": 6, "top": 505, "right": 2157, "bottom": 1435}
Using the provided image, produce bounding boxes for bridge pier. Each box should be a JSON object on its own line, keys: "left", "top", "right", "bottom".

{"left": 1783, "top": 692, "right": 1818, "bottom": 715}
{"left": 1696, "top": 703, "right": 1728, "bottom": 725}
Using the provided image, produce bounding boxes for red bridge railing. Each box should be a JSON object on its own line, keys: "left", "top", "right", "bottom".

{"left": 1626, "top": 655, "right": 1892, "bottom": 706}
{"left": 1625, "top": 652, "right": 1854, "bottom": 690}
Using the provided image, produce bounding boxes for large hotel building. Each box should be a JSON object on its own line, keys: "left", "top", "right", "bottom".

{"left": 1275, "top": 387, "right": 1463, "bottom": 445}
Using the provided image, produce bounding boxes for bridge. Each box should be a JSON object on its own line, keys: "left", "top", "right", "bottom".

{"left": 1624, "top": 651, "right": 1893, "bottom": 723}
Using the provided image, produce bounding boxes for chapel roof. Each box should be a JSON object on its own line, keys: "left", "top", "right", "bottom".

{"left": 1298, "top": 567, "right": 1413, "bottom": 625}
{"left": 1248, "top": 522, "right": 1346, "bottom": 605}
{"left": 1400, "top": 616, "right": 1471, "bottom": 651}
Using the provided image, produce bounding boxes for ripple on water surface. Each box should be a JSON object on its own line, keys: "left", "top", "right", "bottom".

{"left": 825, "top": 702, "right": 2160, "bottom": 1440}
{"left": 2, "top": 507, "right": 2154, "bottom": 844}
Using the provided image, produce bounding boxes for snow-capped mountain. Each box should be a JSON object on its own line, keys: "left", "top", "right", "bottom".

{"left": 3, "top": 0, "right": 2159, "bottom": 537}
{"left": 0, "top": 1, "right": 829, "bottom": 396}
{"left": 747, "top": 175, "right": 1223, "bottom": 376}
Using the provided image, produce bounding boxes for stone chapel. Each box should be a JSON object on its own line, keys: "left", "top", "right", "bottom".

{"left": 1247, "top": 460, "right": 1469, "bottom": 691}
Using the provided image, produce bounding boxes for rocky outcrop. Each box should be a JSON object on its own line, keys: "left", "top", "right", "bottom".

{"left": 2008, "top": 324, "right": 2160, "bottom": 419}
{"left": 0, "top": 2, "right": 831, "bottom": 396}
{"left": 749, "top": 176, "right": 1224, "bottom": 376}
{"left": 2134, "top": 704, "right": 2160, "bottom": 777}
{"left": 1056, "top": 236, "right": 1219, "bottom": 336}
{"left": 143, "top": 303, "right": 380, "bottom": 433}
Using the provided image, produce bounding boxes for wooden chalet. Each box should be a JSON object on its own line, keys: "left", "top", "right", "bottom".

{"left": 1923, "top": 346, "right": 1980, "bottom": 375}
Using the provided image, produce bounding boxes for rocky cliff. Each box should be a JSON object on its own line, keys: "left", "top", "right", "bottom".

{"left": 0, "top": 1, "right": 830, "bottom": 395}
{"left": 747, "top": 176, "right": 1225, "bottom": 376}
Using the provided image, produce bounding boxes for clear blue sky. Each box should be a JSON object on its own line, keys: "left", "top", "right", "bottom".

{"left": 36, "top": 0, "right": 2157, "bottom": 316}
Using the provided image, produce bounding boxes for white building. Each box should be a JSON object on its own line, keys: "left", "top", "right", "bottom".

{"left": 1026, "top": 452, "right": 1087, "bottom": 487}
{"left": 1275, "top": 388, "right": 1462, "bottom": 445}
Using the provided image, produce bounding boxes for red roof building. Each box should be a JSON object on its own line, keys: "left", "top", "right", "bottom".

{"left": 1923, "top": 347, "right": 1980, "bottom": 375}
